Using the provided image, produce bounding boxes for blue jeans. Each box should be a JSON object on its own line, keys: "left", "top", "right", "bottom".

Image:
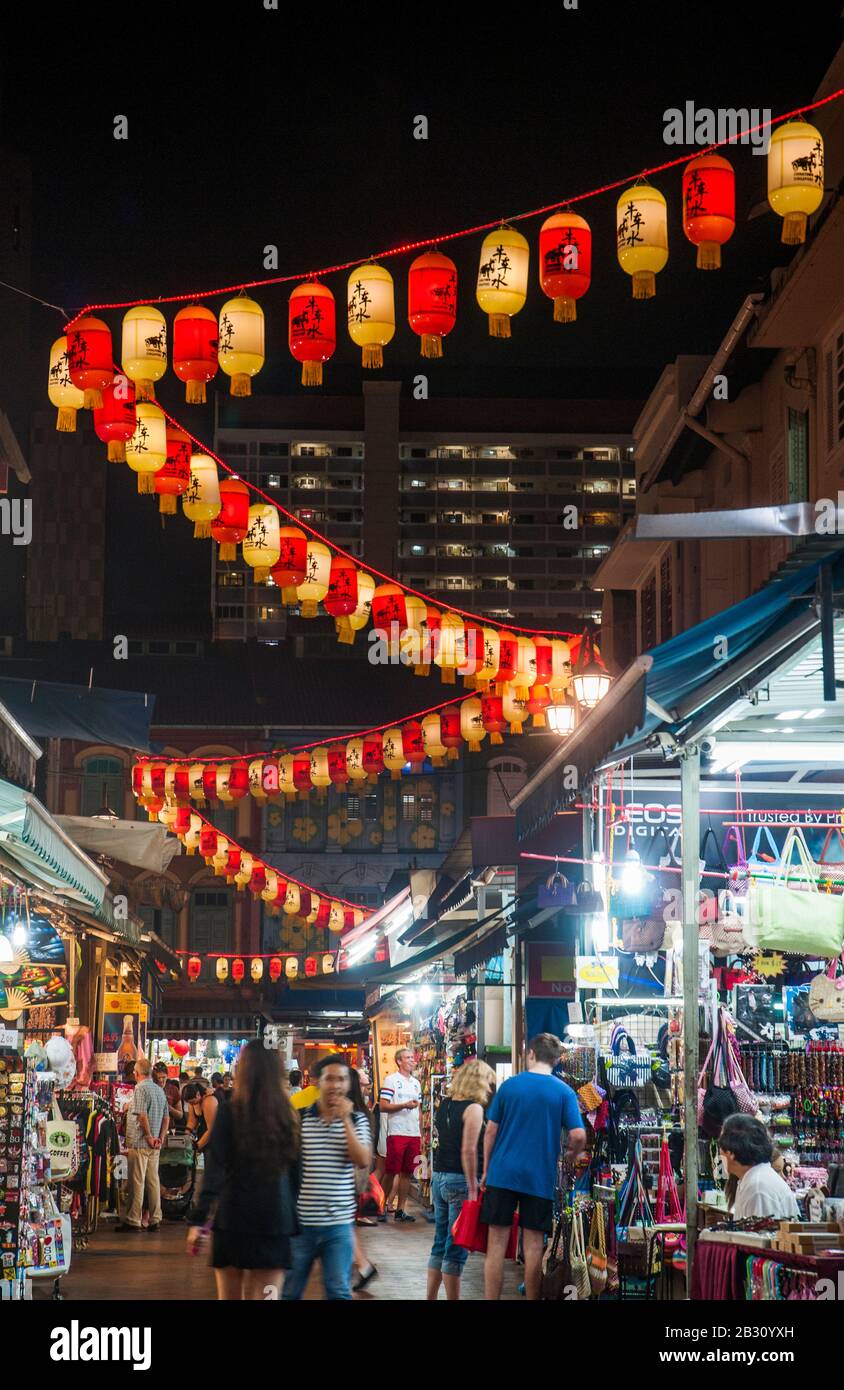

{"left": 428, "top": 1172, "right": 469, "bottom": 1277}
{"left": 282, "top": 1223, "right": 355, "bottom": 1301}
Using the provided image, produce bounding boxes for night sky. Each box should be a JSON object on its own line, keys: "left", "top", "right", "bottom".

{"left": 0, "top": 4, "right": 841, "bottom": 630}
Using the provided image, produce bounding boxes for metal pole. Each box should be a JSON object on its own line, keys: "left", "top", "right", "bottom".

{"left": 680, "top": 745, "right": 701, "bottom": 1296}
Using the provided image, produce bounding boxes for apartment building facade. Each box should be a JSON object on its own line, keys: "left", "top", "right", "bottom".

{"left": 214, "top": 388, "right": 637, "bottom": 643}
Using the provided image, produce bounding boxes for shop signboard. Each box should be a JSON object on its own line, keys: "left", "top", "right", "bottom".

{"left": 94, "top": 1051, "right": 118, "bottom": 1073}
{"left": 527, "top": 942, "right": 576, "bottom": 999}
{"left": 576, "top": 955, "right": 619, "bottom": 990}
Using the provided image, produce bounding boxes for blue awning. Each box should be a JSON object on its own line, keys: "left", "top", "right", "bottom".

{"left": 0, "top": 678, "right": 154, "bottom": 751}
{"left": 0, "top": 779, "right": 108, "bottom": 911}
{"left": 515, "top": 548, "right": 844, "bottom": 841}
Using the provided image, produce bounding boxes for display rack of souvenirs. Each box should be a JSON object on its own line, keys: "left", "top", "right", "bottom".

{"left": 414, "top": 1007, "right": 448, "bottom": 1203}
{"left": 0, "top": 1054, "right": 68, "bottom": 1300}
{"left": 53, "top": 1088, "right": 120, "bottom": 1244}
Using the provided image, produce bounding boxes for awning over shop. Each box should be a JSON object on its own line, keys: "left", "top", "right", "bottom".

{"left": 0, "top": 699, "right": 41, "bottom": 791}
{"left": 514, "top": 546, "right": 844, "bottom": 842}
{"left": 0, "top": 779, "right": 108, "bottom": 911}
{"left": 55, "top": 816, "right": 181, "bottom": 873}
{"left": 0, "top": 677, "right": 154, "bottom": 751}
{"left": 147, "top": 1013, "right": 264, "bottom": 1037}
{"left": 453, "top": 921, "right": 509, "bottom": 976}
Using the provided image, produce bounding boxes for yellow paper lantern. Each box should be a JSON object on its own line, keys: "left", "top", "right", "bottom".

{"left": 382, "top": 727, "right": 406, "bottom": 780}
{"left": 431, "top": 611, "right": 464, "bottom": 684}
{"left": 251, "top": 957, "right": 264, "bottom": 982}
{"left": 278, "top": 754, "right": 297, "bottom": 801}
{"left": 261, "top": 868, "right": 279, "bottom": 903}
{"left": 476, "top": 226, "right": 529, "bottom": 337}
{"left": 296, "top": 540, "right": 332, "bottom": 618}
{"left": 125, "top": 401, "right": 167, "bottom": 494}
{"left": 306, "top": 894, "right": 321, "bottom": 925}
{"left": 218, "top": 293, "right": 265, "bottom": 396}
{"left": 182, "top": 812, "right": 203, "bottom": 856}
{"left": 398, "top": 593, "right": 428, "bottom": 671}
{"left": 460, "top": 696, "right": 487, "bottom": 752}
{"left": 421, "top": 712, "right": 448, "bottom": 768}
{"left": 345, "top": 737, "right": 368, "bottom": 784}
{"left": 183, "top": 454, "right": 221, "bottom": 538}
{"left": 121, "top": 306, "right": 167, "bottom": 402}
{"left": 550, "top": 638, "right": 572, "bottom": 688}
{"left": 309, "top": 748, "right": 332, "bottom": 799}
{"left": 283, "top": 882, "right": 301, "bottom": 916}
{"left": 243, "top": 503, "right": 281, "bottom": 583}
{"left": 767, "top": 119, "right": 825, "bottom": 245}
{"left": 338, "top": 569, "right": 375, "bottom": 646}
{"left": 285, "top": 956, "right": 299, "bottom": 979}
{"left": 249, "top": 756, "right": 268, "bottom": 803}
{"left": 234, "top": 851, "right": 253, "bottom": 889}
{"left": 513, "top": 635, "right": 537, "bottom": 700}
{"left": 322, "top": 953, "right": 335, "bottom": 975}
{"left": 616, "top": 183, "right": 668, "bottom": 299}
{"left": 502, "top": 686, "right": 529, "bottom": 735}
{"left": 328, "top": 902, "right": 345, "bottom": 933}
{"left": 347, "top": 262, "right": 396, "bottom": 368}
{"left": 216, "top": 957, "right": 229, "bottom": 982}
{"left": 473, "top": 626, "right": 500, "bottom": 689}
{"left": 48, "top": 336, "right": 85, "bottom": 432}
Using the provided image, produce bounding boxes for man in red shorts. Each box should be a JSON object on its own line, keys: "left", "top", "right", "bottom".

{"left": 379, "top": 1048, "right": 422, "bottom": 1223}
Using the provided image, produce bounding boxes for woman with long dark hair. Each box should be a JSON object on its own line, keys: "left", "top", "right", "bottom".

{"left": 186, "top": 1040, "right": 300, "bottom": 1300}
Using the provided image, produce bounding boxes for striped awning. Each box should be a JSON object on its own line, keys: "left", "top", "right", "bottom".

{"left": 147, "top": 1014, "right": 262, "bottom": 1037}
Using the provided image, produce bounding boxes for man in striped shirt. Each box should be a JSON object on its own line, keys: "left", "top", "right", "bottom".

{"left": 283, "top": 1055, "right": 372, "bottom": 1301}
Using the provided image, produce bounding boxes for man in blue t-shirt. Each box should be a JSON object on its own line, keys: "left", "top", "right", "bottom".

{"left": 481, "top": 1033, "right": 585, "bottom": 1300}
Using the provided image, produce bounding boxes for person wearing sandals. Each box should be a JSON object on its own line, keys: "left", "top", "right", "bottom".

{"left": 427, "top": 1059, "right": 495, "bottom": 1300}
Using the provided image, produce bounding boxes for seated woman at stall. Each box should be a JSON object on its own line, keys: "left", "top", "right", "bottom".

{"left": 718, "top": 1114, "right": 799, "bottom": 1220}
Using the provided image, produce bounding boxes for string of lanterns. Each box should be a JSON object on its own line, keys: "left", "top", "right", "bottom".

{"left": 179, "top": 949, "right": 345, "bottom": 983}
{"left": 131, "top": 633, "right": 611, "bottom": 816}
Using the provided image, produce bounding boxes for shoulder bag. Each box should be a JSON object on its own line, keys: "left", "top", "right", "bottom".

{"left": 747, "top": 827, "right": 844, "bottom": 958}
{"left": 586, "top": 1201, "right": 608, "bottom": 1294}
{"left": 540, "top": 1211, "right": 573, "bottom": 1300}
{"left": 569, "top": 1207, "right": 592, "bottom": 1302}
{"left": 538, "top": 870, "right": 576, "bottom": 910}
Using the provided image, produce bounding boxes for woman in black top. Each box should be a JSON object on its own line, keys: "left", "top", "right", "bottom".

{"left": 427, "top": 1058, "right": 495, "bottom": 1301}
{"left": 187, "top": 1041, "right": 299, "bottom": 1300}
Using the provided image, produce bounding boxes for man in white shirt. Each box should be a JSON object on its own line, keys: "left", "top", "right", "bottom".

{"left": 719, "top": 1114, "right": 799, "bottom": 1221}
{"left": 379, "top": 1048, "right": 422, "bottom": 1223}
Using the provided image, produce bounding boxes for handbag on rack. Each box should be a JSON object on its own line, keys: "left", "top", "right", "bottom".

{"left": 808, "top": 953, "right": 844, "bottom": 1022}
{"left": 538, "top": 869, "right": 576, "bottom": 910}
{"left": 586, "top": 1202, "right": 608, "bottom": 1294}
{"left": 541, "top": 1211, "right": 572, "bottom": 1300}
{"left": 564, "top": 879, "right": 604, "bottom": 917}
{"left": 46, "top": 1101, "right": 81, "bottom": 1181}
{"left": 603, "top": 1026, "right": 653, "bottom": 1088}
{"left": 569, "top": 1207, "right": 592, "bottom": 1301}
{"left": 722, "top": 823, "right": 749, "bottom": 896}
{"left": 696, "top": 1029, "right": 738, "bottom": 1139}
{"left": 817, "top": 829, "right": 844, "bottom": 891}
{"left": 747, "top": 828, "right": 844, "bottom": 958}
{"left": 710, "top": 889, "right": 750, "bottom": 956}
{"left": 746, "top": 825, "right": 782, "bottom": 877}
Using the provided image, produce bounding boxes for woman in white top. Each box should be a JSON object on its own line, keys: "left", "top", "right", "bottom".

{"left": 718, "top": 1114, "right": 799, "bottom": 1221}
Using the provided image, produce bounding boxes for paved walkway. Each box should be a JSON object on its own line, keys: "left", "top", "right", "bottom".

{"left": 35, "top": 1205, "right": 522, "bottom": 1302}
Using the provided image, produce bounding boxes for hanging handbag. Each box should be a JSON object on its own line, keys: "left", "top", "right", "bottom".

{"left": 747, "top": 827, "right": 844, "bottom": 958}
{"left": 622, "top": 916, "right": 666, "bottom": 952}
{"left": 603, "top": 1027, "right": 653, "bottom": 1087}
{"left": 541, "top": 1211, "right": 572, "bottom": 1300}
{"left": 46, "top": 1101, "right": 80, "bottom": 1181}
{"left": 808, "top": 953, "right": 844, "bottom": 1022}
{"left": 722, "top": 823, "right": 749, "bottom": 896}
{"left": 746, "top": 824, "right": 782, "bottom": 876}
{"left": 605, "top": 1204, "right": 619, "bottom": 1295}
{"left": 710, "top": 888, "right": 750, "bottom": 956}
{"left": 722, "top": 1020, "right": 758, "bottom": 1116}
{"left": 586, "top": 1201, "right": 608, "bottom": 1294}
{"left": 568, "top": 1206, "right": 592, "bottom": 1301}
{"left": 817, "top": 829, "right": 844, "bottom": 891}
{"left": 697, "top": 1026, "right": 738, "bottom": 1138}
{"left": 538, "top": 869, "right": 576, "bottom": 909}
{"left": 565, "top": 879, "right": 604, "bottom": 917}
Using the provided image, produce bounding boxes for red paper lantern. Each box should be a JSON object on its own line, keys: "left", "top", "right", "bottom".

{"left": 682, "top": 152, "right": 735, "bottom": 270}
{"left": 268, "top": 956, "right": 282, "bottom": 982}
{"left": 402, "top": 721, "right": 426, "bottom": 771}
{"left": 220, "top": 761, "right": 249, "bottom": 802}
{"left": 66, "top": 315, "right": 114, "bottom": 409}
{"left": 93, "top": 379, "right": 137, "bottom": 462}
{"left": 527, "top": 683, "right": 551, "bottom": 727}
{"left": 439, "top": 705, "right": 463, "bottom": 760}
{"left": 211, "top": 478, "right": 250, "bottom": 562}
{"left": 304, "top": 955, "right": 318, "bottom": 978}
{"left": 343, "top": 907, "right": 356, "bottom": 931}
{"left": 415, "top": 604, "right": 442, "bottom": 677}
{"left": 173, "top": 303, "right": 219, "bottom": 403}
{"left": 362, "top": 734, "right": 385, "bottom": 784}
{"left": 249, "top": 865, "right": 267, "bottom": 896}
{"left": 224, "top": 849, "right": 242, "bottom": 881}
{"left": 494, "top": 631, "right": 518, "bottom": 689}
{"left": 186, "top": 955, "right": 202, "bottom": 982}
{"left": 199, "top": 826, "right": 219, "bottom": 859}
{"left": 324, "top": 556, "right": 359, "bottom": 639}
{"left": 156, "top": 424, "right": 192, "bottom": 515}
{"left": 298, "top": 888, "right": 312, "bottom": 919}
{"left": 231, "top": 958, "right": 245, "bottom": 984}
{"left": 315, "top": 900, "right": 332, "bottom": 929}
{"left": 539, "top": 212, "right": 592, "bottom": 322}
{"left": 481, "top": 693, "right": 507, "bottom": 745}
{"left": 271, "top": 526, "right": 309, "bottom": 603}
{"left": 328, "top": 745, "right": 349, "bottom": 788}
{"left": 370, "top": 582, "right": 408, "bottom": 646}
{"left": 533, "top": 636, "right": 554, "bottom": 685}
{"left": 289, "top": 281, "right": 336, "bottom": 387}
{"left": 291, "top": 754, "right": 312, "bottom": 798}
{"left": 202, "top": 766, "right": 219, "bottom": 805}
{"left": 457, "top": 621, "right": 485, "bottom": 682}
{"left": 408, "top": 251, "right": 457, "bottom": 358}
{"left": 172, "top": 806, "right": 193, "bottom": 835}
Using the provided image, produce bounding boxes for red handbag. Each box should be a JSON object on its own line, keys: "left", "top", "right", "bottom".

{"left": 452, "top": 1194, "right": 519, "bottom": 1257}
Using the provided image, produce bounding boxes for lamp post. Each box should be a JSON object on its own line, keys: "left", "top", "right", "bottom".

{"left": 572, "top": 624, "right": 611, "bottom": 709}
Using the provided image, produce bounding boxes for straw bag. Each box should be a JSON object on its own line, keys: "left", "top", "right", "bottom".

{"left": 747, "top": 828, "right": 844, "bottom": 958}
{"left": 541, "top": 1212, "right": 572, "bottom": 1300}
{"left": 578, "top": 1081, "right": 604, "bottom": 1113}
{"left": 586, "top": 1202, "right": 608, "bottom": 1294}
{"left": 808, "top": 954, "right": 844, "bottom": 1022}
{"left": 569, "top": 1207, "right": 591, "bottom": 1301}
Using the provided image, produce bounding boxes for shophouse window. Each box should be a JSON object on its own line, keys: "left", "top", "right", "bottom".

{"left": 81, "top": 756, "right": 124, "bottom": 816}
{"left": 138, "top": 905, "right": 177, "bottom": 947}
{"left": 402, "top": 791, "right": 434, "bottom": 822}
{"left": 190, "top": 890, "right": 232, "bottom": 954}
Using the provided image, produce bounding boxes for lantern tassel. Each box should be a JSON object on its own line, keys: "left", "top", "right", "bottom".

{"left": 56, "top": 407, "right": 77, "bottom": 433}
{"left": 253, "top": 567, "right": 270, "bottom": 583}
{"left": 300, "top": 600, "right": 318, "bottom": 618}
{"left": 696, "top": 242, "right": 722, "bottom": 270}
{"left": 186, "top": 845, "right": 197, "bottom": 856}
{"left": 553, "top": 296, "right": 577, "bottom": 323}
{"left": 107, "top": 441, "right": 126, "bottom": 463}
{"left": 463, "top": 674, "right": 476, "bottom": 688}
{"left": 136, "top": 379, "right": 155, "bottom": 402}
{"left": 532, "top": 712, "right": 547, "bottom": 728}
{"left": 440, "top": 668, "right": 456, "bottom": 685}
{"left": 490, "top": 732, "right": 504, "bottom": 745}
{"left": 632, "top": 271, "right": 656, "bottom": 300}
{"left": 782, "top": 211, "right": 808, "bottom": 246}
{"left": 186, "top": 380, "right": 207, "bottom": 405}
{"left": 137, "top": 473, "right": 156, "bottom": 495}
{"left": 230, "top": 373, "right": 252, "bottom": 397}
{"left": 281, "top": 585, "right": 298, "bottom": 604}
{"left": 509, "top": 721, "right": 523, "bottom": 735}
{"left": 83, "top": 389, "right": 104, "bottom": 411}
{"left": 390, "top": 769, "right": 401, "bottom": 781}
{"left": 193, "top": 520, "right": 212, "bottom": 539}
{"left": 432, "top": 755, "right": 446, "bottom": 768}
{"left": 447, "top": 747, "right": 460, "bottom": 760}
{"left": 414, "top": 664, "right": 430, "bottom": 677}
{"left": 336, "top": 617, "right": 354, "bottom": 644}
{"left": 420, "top": 333, "right": 442, "bottom": 359}
{"left": 302, "top": 360, "right": 323, "bottom": 387}
{"left": 218, "top": 542, "right": 237, "bottom": 562}
{"left": 159, "top": 494, "right": 177, "bottom": 515}
{"left": 488, "top": 314, "right": 511, "bottom": 338}
{"left": 362, "top": 344, "right": 384, "bottom": 369}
